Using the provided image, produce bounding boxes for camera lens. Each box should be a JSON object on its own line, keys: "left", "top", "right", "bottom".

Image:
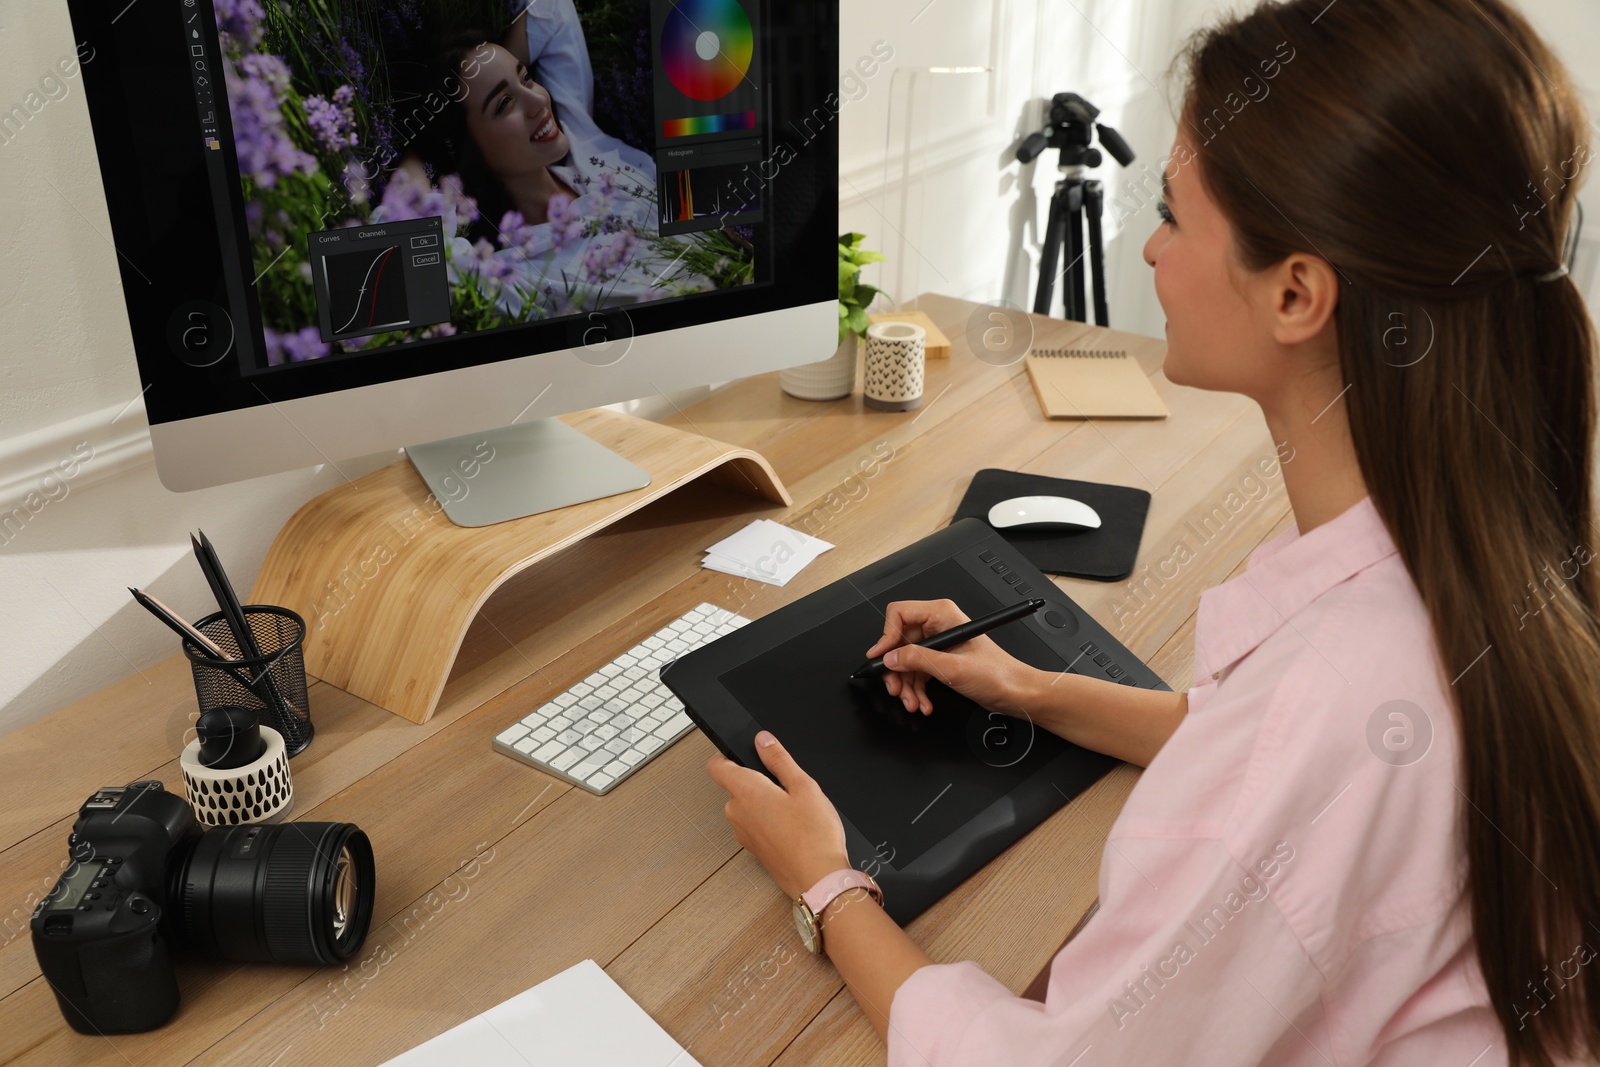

{"left": 330, "top": 841, "right": 360, "bottom": 941}
{"left": 169, "top": 822, "right": 375, "bottom": 965}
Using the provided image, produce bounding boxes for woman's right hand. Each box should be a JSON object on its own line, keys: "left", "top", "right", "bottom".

{"left": 865, "top": 599, "right": 1039, "bottom": 715}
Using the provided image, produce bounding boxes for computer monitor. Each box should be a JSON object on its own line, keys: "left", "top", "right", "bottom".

{"left": 65, "top": 0, "right": 838, "bottom": 524}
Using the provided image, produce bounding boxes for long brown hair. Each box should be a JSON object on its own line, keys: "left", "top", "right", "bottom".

{"left": 1172, "top": 1, "right": 1600, "bottom": 1063}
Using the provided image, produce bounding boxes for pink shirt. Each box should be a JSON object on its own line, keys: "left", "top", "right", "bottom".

{"left": 888, "top": 495, "right": 1509, "bottom": 1066}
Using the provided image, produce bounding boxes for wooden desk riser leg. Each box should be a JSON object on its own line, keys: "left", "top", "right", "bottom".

{"left": 250, "top": 408, "right": 791, "bottom": 724}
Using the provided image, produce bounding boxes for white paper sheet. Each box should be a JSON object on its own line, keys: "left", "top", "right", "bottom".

{"left": 701, "top": 519, "right": 833, "bottom": 586}
{"left": 382, "top": 959, "right": 701, "bottom": 1067}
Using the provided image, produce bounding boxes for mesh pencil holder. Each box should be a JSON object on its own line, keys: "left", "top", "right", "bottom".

{"left": 182, "top": 605, "right": 313, "bottom": 757}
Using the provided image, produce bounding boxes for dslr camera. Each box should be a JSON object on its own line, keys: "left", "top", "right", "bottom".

{"left": 30, "top": 780, "right": 374, "bottom": 1034}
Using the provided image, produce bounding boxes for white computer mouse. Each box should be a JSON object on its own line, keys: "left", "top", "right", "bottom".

{"left": 987, "top": 495, "right": 1102, "bottom": 532}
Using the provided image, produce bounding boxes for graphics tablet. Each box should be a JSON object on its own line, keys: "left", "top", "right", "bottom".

{"left": 660, "top": 518, "right": 1170, "bottom": 923}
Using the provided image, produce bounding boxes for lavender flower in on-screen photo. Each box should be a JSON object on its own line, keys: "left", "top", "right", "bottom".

{"left": 368, "top": 106, "right": 397, "bottom": 170}
{"left": 581, "top": 231, "right": 638, "bottom": 285}
{"left": 373, "top": 167, "right": 428, "bottom": 222}
{"left": 378, "top": 0, "right": 423, "bottom": 42}
{"left": 379, "top": 171, "right": 479, "bottom": 234}
{"left": 335, "top": 40, "right": 366, "bottom": 83}
{"left": 225, "top": 53, "right": 317, "bottom": 188}
{"left": 580, "top": 244, "right": 610, "bottom": 285}
{"left": 498, "top": 211, "right": 552, "bottom": 261}
{"left": 436, "top": 175, "right": 480, "bottom": 229}
{"left": 450, "top": 237, "right": 519, "bottom": 297}
{"left": 280, "top": 326, "right": 331, "bottom": 363}
{"left": 305, "top": 85, "right": 360, "bottom": 154}
{"left": 547, "top": 194, "right": 584, "bottom": 251}
{"left": 264, "top": 325, "right": 333, "bottom": 367}
{"left": 213, "top": 0, "right": 265, "bottom": 53}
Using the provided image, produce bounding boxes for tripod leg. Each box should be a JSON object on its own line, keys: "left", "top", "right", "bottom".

{"left": 1065, "top": 184, "right": 1086, "bottom": 323}
{"left": 1034, "top": 184, "right": 1068, "bottom": 316}
{"left": 1085, "top": 180, "right": 1110, "bottom": 327}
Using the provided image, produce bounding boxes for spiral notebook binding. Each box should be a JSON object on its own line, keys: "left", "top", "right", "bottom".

{"left": 1031, "top": 347, "right": 1127, "bottom": 358}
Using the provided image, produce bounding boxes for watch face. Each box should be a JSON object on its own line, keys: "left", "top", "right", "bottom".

{"left": 792, "top": 899, "right": 820, "bottom": 954}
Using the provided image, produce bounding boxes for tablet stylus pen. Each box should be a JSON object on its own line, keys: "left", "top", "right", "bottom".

{"left": 849, "top": 597, "right": 1048, "bottom": 681}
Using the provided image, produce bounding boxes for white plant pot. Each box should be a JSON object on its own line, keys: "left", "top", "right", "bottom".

{"left": 780, "top": 331, "right": 859, "bottom": 401}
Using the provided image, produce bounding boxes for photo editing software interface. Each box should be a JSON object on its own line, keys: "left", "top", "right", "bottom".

{"left": 184, "top": 0, "right": 771, "bottom": 374}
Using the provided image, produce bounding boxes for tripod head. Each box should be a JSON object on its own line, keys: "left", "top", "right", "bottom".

{"left": 1016, "top": 92, "right": 1135, "bottom": 172}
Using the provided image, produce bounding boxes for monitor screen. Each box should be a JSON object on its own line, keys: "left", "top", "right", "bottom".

{"left": 66, "top": 0, "right": 836, "bottom": 431}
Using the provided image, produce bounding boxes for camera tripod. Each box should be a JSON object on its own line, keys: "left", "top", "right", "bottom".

{"left": 1018, "top": 93, "right": 1135, "bottom": 326}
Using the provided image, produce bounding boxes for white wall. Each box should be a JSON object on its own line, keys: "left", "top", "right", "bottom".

{"left": 3, "top": 0, "right": 1597, "bottom": 735}
{"left": 841, "top": 0, "right": 1192, "bottom": 334}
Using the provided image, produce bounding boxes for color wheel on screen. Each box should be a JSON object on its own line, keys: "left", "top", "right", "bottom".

{"left": 662, "top": 0, "right": 754, "bottom": 102}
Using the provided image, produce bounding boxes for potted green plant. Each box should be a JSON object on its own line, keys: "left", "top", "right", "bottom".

{"left": 780, "top": 233, "right": 887, "bottom": 400}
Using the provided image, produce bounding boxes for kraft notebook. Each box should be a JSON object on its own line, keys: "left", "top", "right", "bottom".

{"left": 1024, "top": 342, "right": 1169, "bottom": 419}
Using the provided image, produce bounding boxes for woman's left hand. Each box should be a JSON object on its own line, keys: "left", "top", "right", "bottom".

{"left": 706, "top": 731, "right": 851, "bottom": 899}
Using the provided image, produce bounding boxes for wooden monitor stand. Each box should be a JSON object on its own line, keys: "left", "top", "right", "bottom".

{"left": 249, "top": 407, "right": 790, "bottom": 723}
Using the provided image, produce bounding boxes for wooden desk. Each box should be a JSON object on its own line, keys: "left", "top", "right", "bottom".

{"left": 0, "top": 294, "right": 1292, "bottom": 1066}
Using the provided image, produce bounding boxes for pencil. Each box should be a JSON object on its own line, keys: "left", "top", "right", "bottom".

{"left": 129, "top": 587, "right": 257, "bottom": 690}
{"left": 188, "top": 531, "right": 298, "bottom": 723}
{"left": 192, "top": 531, "right": 261, "bottom": 660}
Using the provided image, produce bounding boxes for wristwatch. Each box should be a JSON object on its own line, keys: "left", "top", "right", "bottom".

{"left": 792, "top": 869, "right": 884, "bottom": 955}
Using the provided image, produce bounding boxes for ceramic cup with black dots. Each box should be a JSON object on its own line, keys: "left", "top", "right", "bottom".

{"left": 864, "top": 321, "right": 926, "bottom": 411}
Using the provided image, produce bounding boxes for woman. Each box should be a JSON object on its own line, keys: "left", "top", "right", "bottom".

{"left": 500, "top": 0, "right": 655, "bottom": 175}
{"left": 706, "top": 1, "right": 1600, "bottom": 1065}
{"left": 403, "top": 35, "right": 710, "bottom": 314}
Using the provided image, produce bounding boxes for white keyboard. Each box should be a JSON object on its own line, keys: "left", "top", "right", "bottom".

{"left": 491, "top": 603, "right": 750, "bottom": 794}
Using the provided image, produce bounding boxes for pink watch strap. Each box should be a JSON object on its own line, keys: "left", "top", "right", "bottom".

{"left": 802, "top": 869, "right": 880, "bottom": 917}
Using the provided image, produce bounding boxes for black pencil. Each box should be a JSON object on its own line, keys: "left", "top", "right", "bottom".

{"left": 129, "top": 587, "right": 259, "bottom": 691}
{"left": 190, "top": 532, "right": 295, "bottom": 720}
{"left": 192, "top": 531, "right": 261, "bottom": 660}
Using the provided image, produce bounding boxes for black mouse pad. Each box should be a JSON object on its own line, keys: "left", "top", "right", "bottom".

{"left": 951, "top": 469, "right": 1150, "bottom": 581}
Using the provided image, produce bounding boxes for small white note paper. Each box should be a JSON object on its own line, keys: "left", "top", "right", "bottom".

{"left": 701, "top": 519, "right": 833, "bottom": 587}
{"left": 382, "top": 959, "right": 701, "bottom": 1067}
